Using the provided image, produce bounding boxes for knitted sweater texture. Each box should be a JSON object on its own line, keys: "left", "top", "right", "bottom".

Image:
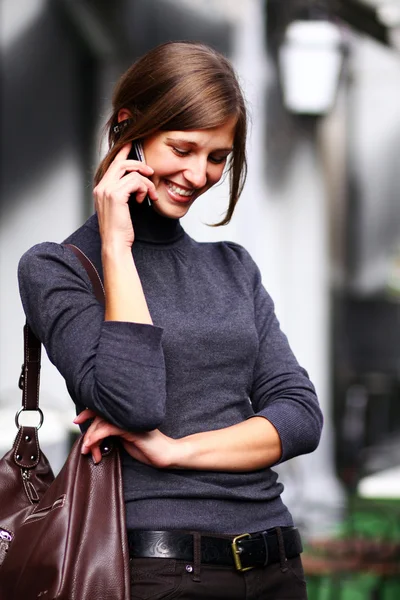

{"left": 18, "top": 203, "right": 323, "bottom": 533}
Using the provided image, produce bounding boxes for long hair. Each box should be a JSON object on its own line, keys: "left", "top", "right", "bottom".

{"left": 94, "top": 41, "right": 247, "bottom": 225}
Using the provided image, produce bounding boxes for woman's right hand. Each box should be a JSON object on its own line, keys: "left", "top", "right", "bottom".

{"left": 93, "top": 143, "right": 158, "bottom": 249}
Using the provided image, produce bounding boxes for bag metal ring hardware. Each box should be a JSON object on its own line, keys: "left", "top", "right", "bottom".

{"left": 15, "top": 407, "right": 44, "bottom": 430}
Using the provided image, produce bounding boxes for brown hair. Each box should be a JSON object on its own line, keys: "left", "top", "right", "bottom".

{"left": 94, "top": 41, "right": 247, "bottom": 225}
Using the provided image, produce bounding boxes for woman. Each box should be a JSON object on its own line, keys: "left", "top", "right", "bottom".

{"left": 18, "top": 41, "right": 323, "bottom": 599}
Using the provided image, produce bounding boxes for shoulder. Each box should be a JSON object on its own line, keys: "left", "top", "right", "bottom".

{"left": 19, "top": 241, "right": 73, "bottom": 273}
{"left": 18, "top": 214, "right": 101, "bottom": 287}
{"left": 218, "top": 240, "right": 256, "bottom": 266}
{"left": 190, "top": 237, "right": 254, "bottom": 264}
{"left": 194, "top": 239, "right": 261, "bottom": 285}
{"left": 17, "top": 243, "right": 86, "bottom": 303}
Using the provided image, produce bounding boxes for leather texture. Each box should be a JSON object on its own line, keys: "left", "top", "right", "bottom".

{"left": 128, "top": 528, "right": 303, "bottom": 569}
{"left": 0, "top": 244, "right": 130, "bottom": 599}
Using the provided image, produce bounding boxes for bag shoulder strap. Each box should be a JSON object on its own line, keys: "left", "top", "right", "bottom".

{"left": 20, "top": 244, "right": 105, "bottom": 413}
{"left": 64, "top": 244, "right": 105, "bottom": 305}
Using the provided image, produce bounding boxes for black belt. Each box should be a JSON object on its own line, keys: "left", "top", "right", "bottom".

{"left": 128, "top": 527, "right": 303, "bottom": 572}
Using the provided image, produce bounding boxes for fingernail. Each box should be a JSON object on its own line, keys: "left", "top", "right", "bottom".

{"left": 82, "top": 444, "right": 88, "bottom": 454}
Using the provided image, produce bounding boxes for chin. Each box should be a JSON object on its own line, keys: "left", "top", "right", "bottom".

{"left": 152, "top": 199, "right": 191, "bottom": 219}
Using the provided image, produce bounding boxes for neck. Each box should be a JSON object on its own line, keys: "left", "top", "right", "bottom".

{"left": 129, "top": 197, "right": 184, "bottom": 244}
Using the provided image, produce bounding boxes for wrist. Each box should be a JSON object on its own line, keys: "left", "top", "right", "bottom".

{"left": 101, "top": 242, "right": 134, "bottom": 264}
{"left": 169, "top": 437, "right": 194, "bottom": 469}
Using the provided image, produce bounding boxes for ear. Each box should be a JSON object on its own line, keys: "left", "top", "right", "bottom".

{"left": 118, "top": 108, "right": 133, "bottom": 123}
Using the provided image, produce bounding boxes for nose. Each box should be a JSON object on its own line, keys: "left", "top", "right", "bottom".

{"left": 183, "top": 157, "right": 208, "bottom": 189}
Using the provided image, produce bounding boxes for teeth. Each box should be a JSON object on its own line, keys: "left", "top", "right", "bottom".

{"left": 167, "top": 182, "right": 194, "bottom": 197}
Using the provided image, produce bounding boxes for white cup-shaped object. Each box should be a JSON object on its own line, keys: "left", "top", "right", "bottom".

{"left": 279, "top": 20, "right": 343, "bottom": 115}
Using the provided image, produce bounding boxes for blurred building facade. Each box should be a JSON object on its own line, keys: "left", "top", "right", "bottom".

{"left": 1, "top": 0, "right": 400, "bottom": 534}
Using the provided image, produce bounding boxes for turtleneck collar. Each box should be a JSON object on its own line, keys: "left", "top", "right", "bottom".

{"left": 128, "top": 197, "right": 184, "bottom": 244}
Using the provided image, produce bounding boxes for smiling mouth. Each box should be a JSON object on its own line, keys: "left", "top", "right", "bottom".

{"left": 165, "top": 180, "right": 195, "bottom": 201}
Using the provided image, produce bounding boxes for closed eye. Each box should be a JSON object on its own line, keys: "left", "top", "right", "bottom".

{"left": 172, "top": 147, "right": 190, "bottom": 157}
{"left": 209, "top": 155, "right": 229, "bottom": 165}
{"left": 172, "top": 146, "right": 230, "bottom": 165}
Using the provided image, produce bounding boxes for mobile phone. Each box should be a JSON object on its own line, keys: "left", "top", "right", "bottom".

{"left": 129, "top": 140, "right": 145, "bottom": 163}
{"left": 128, "top": 141, "right": 151, "bottom": 206}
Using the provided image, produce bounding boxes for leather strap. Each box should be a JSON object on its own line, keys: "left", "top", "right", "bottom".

{"left": 20, "top": 325, "right": 41, "bottom": 411}
{"left": 127, "top": 527, "right": 303, "bottom": 570}
{"left": 19, "top": 244, "right": 105, "bottom": 421}
{"left": 65, "top": 244, "right": 105, "bottom": 306}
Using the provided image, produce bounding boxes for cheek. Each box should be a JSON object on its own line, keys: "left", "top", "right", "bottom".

{"left": 151, "top": 157, "right": 183, "bottom": 180}
{"left": 208, "top": 165, "right": 226, "bottom": 187}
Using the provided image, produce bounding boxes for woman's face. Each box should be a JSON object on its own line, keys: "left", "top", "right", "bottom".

{"left": 142, "top": 118, "right": 236, "bottom": 219}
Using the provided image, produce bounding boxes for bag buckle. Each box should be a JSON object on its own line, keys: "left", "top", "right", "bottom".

{"left": 231, "top": 533, "right": 256, "bottom": 572}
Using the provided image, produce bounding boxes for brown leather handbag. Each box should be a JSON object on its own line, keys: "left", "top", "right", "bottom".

{"left": 0, "top": 244, "right": 130, "bottom": 600}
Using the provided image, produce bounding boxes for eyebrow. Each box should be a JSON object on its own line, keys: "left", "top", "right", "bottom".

{"left": 166, "top": 137, "right": 233, "bottom": 152}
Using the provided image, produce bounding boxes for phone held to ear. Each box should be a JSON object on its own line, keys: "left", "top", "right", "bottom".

{"left": 128, "top": 140, "right": 145, "bottom": 163}
{"left": 128, "top": 141, "right": 152, "bottom": 207}
{"left": 113, "top": 120, "right": 152, "bottom": 207}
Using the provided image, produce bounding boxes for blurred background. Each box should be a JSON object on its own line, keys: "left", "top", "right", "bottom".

{"left": 1, "top": 0, "right": 400, "bottom": 596}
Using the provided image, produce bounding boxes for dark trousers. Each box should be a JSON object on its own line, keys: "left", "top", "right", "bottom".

{"left": 130, "top": 555, "right": 308, "bottom": 599}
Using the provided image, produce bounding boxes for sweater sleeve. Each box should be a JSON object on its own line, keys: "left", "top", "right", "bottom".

{"left": 226, "top": 243, "right": 323, "bottom": 464}
{"left": 18, "top": 242, "right": 166, "bottom": 431}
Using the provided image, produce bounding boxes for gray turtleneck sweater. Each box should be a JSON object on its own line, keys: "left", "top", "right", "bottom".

{"left": 18, "top": 203, "right": 323, "bottom": 534}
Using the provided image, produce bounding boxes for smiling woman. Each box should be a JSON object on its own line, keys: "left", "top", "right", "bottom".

{"left": 17, "top": 41, "right": 322, "bottom": 599}
{"left": 139, "top": 120, "right": 236, "bottom": 219}
{"left": 94, "top": 41, "right": 247, "bottom": 226}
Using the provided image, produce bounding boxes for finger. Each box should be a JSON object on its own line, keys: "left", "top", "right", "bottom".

{"left": 118, "top": 160, "right": 154, "bottom": 177}
{"left": 114, "top": 172, "right": 158, "bottom": 202}
{"left": 82, "top": 415, "right": 105, "bottom": 435}
{"left": 81, "top": 440, "right": 103, "bottom": 464}
{"left": 99, "top": 171, "right": 157, "bottom": 198}
{"left": 135, "top": 185, "right": 157, "bottom": 204}
{"left": 147, "top": 186, "right": 159, "bottom": 202}
{"left": 117, "top": 142, "right": 132, "bottom": 158}
{"left": 135, "top": 191, "right": 147, "bottom": 204}
{"left": 94, "top": 167, "right": 158, "bottom": 207}
{"left": 91, "top": 444, "right": 103, "bottom": 465}
{"left": 112, "top": 144, "right": 154, "bottom": 176}
{"left": 122, "top": 440, "right": 151, "bottom": 466}
{"left": 113, "top": 178, "right": 149, "bottom": 204}
{"left": 82, "top": 422, "right": 125, "bottom": 452}
{"left": 95, "top": 164, "right": 154, "bottom": 193}
{"left": 73, "top": 408, "right": 97, "bottom": 424}
{"left": 80, "top": 431, "right": 103, "bottom": 463}
{"left": 81, "top": 417, "right": 107, "bottom": 451}
{"left": 98, "top": 144, "right": 154, "bottom": 185}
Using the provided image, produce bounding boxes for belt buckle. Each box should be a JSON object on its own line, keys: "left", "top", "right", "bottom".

{"left": 231, "top": 533, "right": 255, "bottom": 572}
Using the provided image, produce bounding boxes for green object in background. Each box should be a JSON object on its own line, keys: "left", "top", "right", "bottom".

{"left": 343, "top": 497, "right": 400, "bottom": 542}
{"left": 306, "top": 574, "right": 400, "bottom": 600}
{"left": 307, "top": 576, "right": 336, "bottom": 600}
{"left": 341, "top": 574, "right": 382, "bottom": 600}
{"left": 382, "top": 579, "right": 400, "bottom": 600}
{"left": 304, "top": 497, "right": 400, "bottom": 599}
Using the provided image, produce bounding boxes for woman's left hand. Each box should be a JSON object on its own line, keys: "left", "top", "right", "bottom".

{"left": 74, "top": 409, "right": 179, "bottom": 468}
{"left": 75, "top": 409, "right": 282, "bottom": 473}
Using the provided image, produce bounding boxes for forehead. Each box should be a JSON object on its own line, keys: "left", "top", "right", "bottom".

{"left": 166, "top": 118, "right": 236, "bottom": 150}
